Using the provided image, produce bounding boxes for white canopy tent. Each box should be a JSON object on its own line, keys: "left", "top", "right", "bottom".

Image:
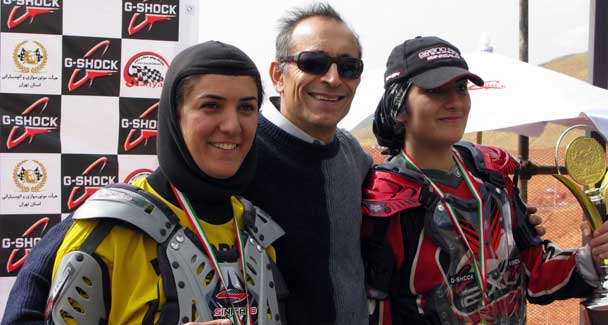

{"left": 341, "top": 51, "right": 608, "bottom": 138}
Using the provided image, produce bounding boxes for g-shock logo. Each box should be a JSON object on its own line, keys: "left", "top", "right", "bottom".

{"left": 65, "top": 40, "right": 118, "bottom": 92}
{"left": 2, "top": 96, "right": 58, "bottom": 150}
{"left": 124, "top": 1, "right": 175, "bottom": 36}
{"left": 4, "top": 0, "right": 59, "bottom": 29}
{"left": 2, "top": 217, "right": 49, "bottom": 274}
{"left": 118, "top": 98, "right": 158, "bottom": 154}
{"left": 61, "top": 155, "right": 118, "bottom": 212}
{"left": 123, "top": 52, "right": 168, "bottom": 88}
{"left": 417, "top": 46, "right": 461, "bottom": 61}
{"left": 121, "top": 102, "right": 158, "bottom": 152}
{"left": 122, "top": 0, "right": 178, "bottom": 41}
{"left": 62, "top": 36, "right": 121, "bottom": 96}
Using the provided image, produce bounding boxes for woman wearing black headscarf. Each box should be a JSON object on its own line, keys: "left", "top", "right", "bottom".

{"left": 41, "top": 41, "right": 284, "bottom": 325}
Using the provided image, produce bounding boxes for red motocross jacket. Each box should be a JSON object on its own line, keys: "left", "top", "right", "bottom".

{"left": 361, "top": 142, "right": 595, "bottom": 325}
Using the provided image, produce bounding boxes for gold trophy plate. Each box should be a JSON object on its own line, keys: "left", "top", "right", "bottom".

{"left": 565, "top": 136, "right": 606, "bottom": 187}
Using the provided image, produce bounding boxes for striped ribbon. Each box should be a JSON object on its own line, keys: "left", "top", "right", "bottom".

{"left": 400, "top": 149, "right": 488, "bottom": 306}
{"left": 170, "top": 184, "right": 252, "bottom": 325}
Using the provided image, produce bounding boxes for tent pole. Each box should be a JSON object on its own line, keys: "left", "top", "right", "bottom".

{"left": 518, "top": 0, "right": 529, "bottom": 202}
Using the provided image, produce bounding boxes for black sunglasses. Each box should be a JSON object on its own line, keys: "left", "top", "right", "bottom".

{"left": 279, "top": 51, "right": 364, "bottom": 80}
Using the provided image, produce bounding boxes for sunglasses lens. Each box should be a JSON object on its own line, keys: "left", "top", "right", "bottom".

{"left": 337, "top": 58, "right": 363, "bottom": 79}
{"left": 297, "top": 52, "right": 331, "bottom": 75}
{"left": 294, "top": 51, "right": 363, "bottom": 79}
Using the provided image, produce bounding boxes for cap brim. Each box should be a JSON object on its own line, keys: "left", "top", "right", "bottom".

{"left": 411, "top": 66, "right": 484, "bottom": 89}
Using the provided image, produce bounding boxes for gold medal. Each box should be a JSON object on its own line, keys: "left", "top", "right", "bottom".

{"left": 565, "top": 136, "right": 606, "bottom": 186}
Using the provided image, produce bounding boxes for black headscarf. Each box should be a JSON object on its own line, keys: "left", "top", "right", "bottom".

{"left": 372, "top": 80, "right": 411, "bottom": 155}
{"left": 156, "top": 41, "right": 263, "bottom": 204}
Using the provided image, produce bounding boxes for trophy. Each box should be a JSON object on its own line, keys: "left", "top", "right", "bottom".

{"left": 552, "top": 124, "right": 608, "bottom": 324}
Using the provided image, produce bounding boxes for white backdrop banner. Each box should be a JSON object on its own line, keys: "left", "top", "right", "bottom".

{"left": 0, "top": 0, "right": 198, "bottom": 318}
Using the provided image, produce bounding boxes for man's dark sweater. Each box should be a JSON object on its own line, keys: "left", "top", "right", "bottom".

{"left": 245, "top": 115, "right": 372, "bottom": 325}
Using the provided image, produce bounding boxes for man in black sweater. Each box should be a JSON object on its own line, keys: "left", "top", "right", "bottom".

{"left": 243, "top": 4, "right": 372, "bottom": 324}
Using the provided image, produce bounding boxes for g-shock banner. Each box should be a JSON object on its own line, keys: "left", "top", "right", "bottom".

{"left": 122, "top": 0, "right": 179, "bottom": 41}
{"left": 0, "top": 0, "right": 198, "bottom": 319}
{"left": 1, "top": 0, "right": 62, "bottom": 34}
{"left": 0, "top": 214, "right": 61, "bottom": 276}
{"left": 118, "top": 97, "right": 158, "bottom": 155}
{"left": 61, "top": 154, "right": 118, "bottom": 212}
{"left": 0, "top": 93, "right": 61, "bottom": 153}
{"left": 61, "top": 36, "right": 121, "bottom": 96}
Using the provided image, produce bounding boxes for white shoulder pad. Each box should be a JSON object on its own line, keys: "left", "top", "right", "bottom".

{"left": 47, "top": 251, "right": 107, "bottom": 324}
{"left": 72, "top": 185, "right": 178, "bottom": 243}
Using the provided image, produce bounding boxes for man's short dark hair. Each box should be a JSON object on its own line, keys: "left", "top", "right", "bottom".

{"left": 275, "top": 2, "right": 362, "bottom": 64}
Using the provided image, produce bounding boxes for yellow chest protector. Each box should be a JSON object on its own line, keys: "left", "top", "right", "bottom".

{"left": 47, "top": 182, "right": 286, "bottom": 325}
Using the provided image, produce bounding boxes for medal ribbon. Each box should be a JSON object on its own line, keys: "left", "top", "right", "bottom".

{"left": 170, "top": 184, "right": 252, "bottom": 325}
{"left": 400, "top": 149, "right": 488, "bottom": 306}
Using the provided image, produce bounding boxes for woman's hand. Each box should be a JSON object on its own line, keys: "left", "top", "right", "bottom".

{"left": 527, "top": 206, "right": 546, "bottom": 237}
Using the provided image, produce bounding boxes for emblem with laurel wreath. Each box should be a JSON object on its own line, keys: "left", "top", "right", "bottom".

{"left": 13, "top": 40, "right": 48, "bottom": 74}
{"left": 13, "top": 160, "right": 47, "bottom": 192}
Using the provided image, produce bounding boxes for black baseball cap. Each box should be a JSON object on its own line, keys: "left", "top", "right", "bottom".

{"left": 383, "top": 36, "right": 483, "bottom": 89}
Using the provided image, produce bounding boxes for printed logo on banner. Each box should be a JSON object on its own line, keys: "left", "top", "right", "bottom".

{"left": 13, "top": 40, "right": 47, "bottom": 73}
{"left": 13, "top": 159, "right": 47, "bottom": 192}
{"left": 2, "top": 156, "right": 59, "bottom": 212}
{"left": 124, "top": 51, "right": 168, "bottom": 88}
{"left": 122, "top": 0, "right": 179, "bottom": 41}
{"left": 62, "top": 36, "right": 121, "bottom": 96}
{"left": 1, "top": 0, "right": 62, "bottom": 34}
{"left": 123, "top": 168, "right": 153, "bottom": 184}
{"left": 118, "top": 98, "right": 158, "bottom": 154}
{"left": 0, "top": 94, "right": 61, "bottom": 153}
{"left": 0, "top": 214, "right": 61, "bottom": 276}
{"left": 61, "top": 154, "right": 118, "bottom": 212}
{"left": 2, "top": 35, "right": 61, "bottom": 91}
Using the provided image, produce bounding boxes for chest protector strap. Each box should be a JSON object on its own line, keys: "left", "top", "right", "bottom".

{"left": 454, "top": 141, "right": 542, "bottom": 250}
{"left": 49, "top": 183, "right": 285, "bottom": 325}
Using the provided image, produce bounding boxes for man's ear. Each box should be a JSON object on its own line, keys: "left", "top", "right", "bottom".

{"left": 269, "top": 61, "right": 285, "bottom": 93}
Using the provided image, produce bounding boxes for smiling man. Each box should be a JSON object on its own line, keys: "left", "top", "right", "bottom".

{"left": 243, "top": 3, "right": 372, "bottom": 325}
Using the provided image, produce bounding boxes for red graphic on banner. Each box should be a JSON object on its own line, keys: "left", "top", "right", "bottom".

{"left": 5, "top": 217, "right": 50, "bottom": 273}
{"left": 6, "top": 97, "right": 56, "bottom": 150}
{"left": 7, "top": 6, "right": 57, "bottom": 29}
{"left": 128, "top": 13, "right": 173, "bottom": 35}
{"left": 67, "top": 40, "right": 116, "bottom": 92}
{"left": 124, "top": 102, "right": 158, "bottom": 151}
{"left": 67, "top": 157, "right": 109, "bottom": 210}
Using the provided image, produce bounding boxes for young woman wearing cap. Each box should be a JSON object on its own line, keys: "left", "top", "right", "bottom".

{"left": 11, "top": 41, "right": 285, "bottom": 325}
{"left": 362, "top": 36, "right": 608, "bottom": 324}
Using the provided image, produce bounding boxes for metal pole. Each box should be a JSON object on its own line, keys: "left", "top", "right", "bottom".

{"left": 589, "top": 0, "right": 608, "bottom": 89}
{"left": 518, "top": 0, "right": 530, "bottom": 202}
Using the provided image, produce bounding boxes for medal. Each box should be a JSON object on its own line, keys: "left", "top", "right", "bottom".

{"left": 401, "top": 149, "right": 488, "bottom": 306}
{"left": 171, "top": 184, "right": 252, "bottom": 325}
